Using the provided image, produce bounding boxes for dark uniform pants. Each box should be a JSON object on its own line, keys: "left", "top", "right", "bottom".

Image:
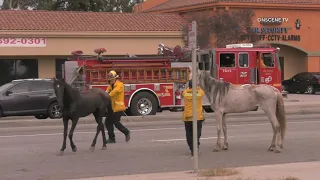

{"left": 105, "top": 111, "right": 129, "bottom": 140}
{"left": 184, "top": 120, "right": 204, "bottom": 153}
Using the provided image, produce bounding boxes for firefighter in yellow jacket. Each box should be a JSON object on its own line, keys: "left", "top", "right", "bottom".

{"left": 182, "top": 80, "right": 205, "bottom": 157}
{"left": 105, "top": 70, "right": 130, "bottom": 143}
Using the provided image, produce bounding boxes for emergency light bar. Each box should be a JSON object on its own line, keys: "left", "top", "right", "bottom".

{"left": 226, "top": 43, "right": 253, "bottom": 48}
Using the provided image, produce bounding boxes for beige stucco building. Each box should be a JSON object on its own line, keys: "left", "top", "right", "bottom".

{"left": 0, "top": 10, "right": 185, "bottom": 85}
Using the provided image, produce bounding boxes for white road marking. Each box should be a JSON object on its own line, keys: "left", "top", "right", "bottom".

{"left": 151, "top": 136, "right": 234, "bottom": 142}
{"left": 0, "top": 120, "right": 318, "bottom": 138}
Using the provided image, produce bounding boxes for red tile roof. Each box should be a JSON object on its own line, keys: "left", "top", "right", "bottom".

{"left": 145, "top": 0, "right": 320, "bottom": 12}
{"left": 0, "top": 10, "right": 186, "bottom": 32}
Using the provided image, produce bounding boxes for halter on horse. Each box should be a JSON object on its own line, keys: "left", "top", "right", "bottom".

{"left": 197, "top": 71, "right": 286, "bottom": 153}
{"left": 53, "top": 78, "right": 112, "bottom": 155}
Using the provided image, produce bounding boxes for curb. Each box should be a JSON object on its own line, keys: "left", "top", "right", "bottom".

{"left": 0, "top": 106, "right": 319, "bottom": 128}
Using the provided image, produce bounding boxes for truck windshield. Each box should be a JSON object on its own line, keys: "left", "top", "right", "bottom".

{"left": 0, "top": 83, "right": 14, "bottom": 92}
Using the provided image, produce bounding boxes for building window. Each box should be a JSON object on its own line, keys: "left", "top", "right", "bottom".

{"left": 220, "top": 53, "right": 235, "bottom": 68}
{"left": 56, "top": 59, "right": 67, "bottom": 79}
{"left": 239, "top": 53, "right": 249, "bottom": 68}
{"left": 0, "top": 59, "right": 38, "bottom": 85}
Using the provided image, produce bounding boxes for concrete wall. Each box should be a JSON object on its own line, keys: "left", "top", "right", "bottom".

{"left": 276, "top": 45, "right": 307, "bottom": 79}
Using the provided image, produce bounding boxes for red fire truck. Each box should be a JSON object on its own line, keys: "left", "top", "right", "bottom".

{"left": 62, "top": 44, "right": 210, "bottom": 116}
{"left": 62, "top": 43, "right": 282, "bottom": 116}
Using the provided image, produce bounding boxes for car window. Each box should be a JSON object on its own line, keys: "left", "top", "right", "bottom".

{"left": 314, "top": 74, "right": 320, "bottom": 79}
{"left": 29, "top": 81, "right": 53, "bottom": 92}
{"left": 0, "top": 83, "right": 14, "bottom": 92}
{"left": 297, "top": 73, "right": 310, "bottom": 79}
{"left": 292, "top": 73, "right": 304, "bottom": 79}
{"left": 8, "top": 82, "right": 29, "bottom": 93}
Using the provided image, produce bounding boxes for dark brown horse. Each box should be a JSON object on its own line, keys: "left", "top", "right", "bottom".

{"left": 53, "top": 78, "right": 112, "bottom": 155}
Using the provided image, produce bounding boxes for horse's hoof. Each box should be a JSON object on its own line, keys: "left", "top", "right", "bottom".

{"left": 223, "top": 143, "right": 229, "bottom": 150}
{"left": 274, "top": 148, "right": 282, "bottom": 153}
{"left": 89, "top": 146, "right": 95, "bottom": 151}
{"left": 57, "top": 150, "right": 64, "bottom": 156}
{"left": 72, "top": 146, "right": 77, "bottom": 152}
{"left": 280, "top": 144, "right": 284, "bottom": 149}
{"left": 212, "top": 147, "right": 220, "bottom": 152}
{"left": 268, "top": 146, "right": 275, "bottom": 151}
{"left": 101, "top": 146, "right": 107, "bottom": 150}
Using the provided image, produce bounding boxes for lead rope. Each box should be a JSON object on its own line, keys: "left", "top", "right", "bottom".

{"left": 122, "top": 111, "right": 133, "bottom": 123}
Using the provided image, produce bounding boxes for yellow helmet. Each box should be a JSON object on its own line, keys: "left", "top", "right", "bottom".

{"left": 108, "top": 70, "right": 119, "bottom": 80}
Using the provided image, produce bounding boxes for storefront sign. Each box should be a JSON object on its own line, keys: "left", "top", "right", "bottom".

{"left": 252, "top": 27, "right": 290, "bottom": 34}
{"left": 0, "top": 38, "right": 47, "bottom": 47}
{"left": 257, "top": 17, "right": 288, "bottom": 25}
{"left": 258, "top": 35, "right": 300, "bottom": 41}
{"left": 252, "top": 27, "right": 300, "bottom": 41}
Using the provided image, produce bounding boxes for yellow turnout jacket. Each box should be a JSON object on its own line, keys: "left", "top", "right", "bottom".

{"left": 106, "top": 80, "right": 126, "bottom": 112}
{"left": 182, "top": 87, "right": 205, "bottom": 121}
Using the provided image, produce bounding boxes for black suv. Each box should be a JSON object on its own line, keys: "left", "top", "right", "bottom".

{"left": 0, "top": 79, "right": 62, "bottom": 119}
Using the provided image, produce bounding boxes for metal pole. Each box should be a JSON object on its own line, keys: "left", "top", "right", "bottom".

{"left": 191, "top": 21, "right": 198, "bottom": 173}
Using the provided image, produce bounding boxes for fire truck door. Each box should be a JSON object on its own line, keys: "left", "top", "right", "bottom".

{"left": 237, "top": 52, "right": 251, "bottom": 85}
{"left": 217, "top": 52, "right": 237, "bottom": 84}
{"left": 258, "top": 52, "right": 276, "bottom": 86}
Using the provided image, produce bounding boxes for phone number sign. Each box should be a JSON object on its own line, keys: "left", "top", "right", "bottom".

{"left": 0, "top": 38, "right": 47, "bottom": 47}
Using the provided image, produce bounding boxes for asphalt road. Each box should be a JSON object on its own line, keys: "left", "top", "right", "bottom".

{"left": 1, "top": 115, "right": 320, "bottom": 180}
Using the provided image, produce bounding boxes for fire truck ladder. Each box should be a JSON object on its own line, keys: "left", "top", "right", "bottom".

{"left": 86, "top": 67, "right": 190, "bottom": 85}
{"left": 70, "top": 65, "right": 86, "bottom": 91}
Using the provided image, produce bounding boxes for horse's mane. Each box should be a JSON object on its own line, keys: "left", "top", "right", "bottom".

{"left": 201, "top": 72, "right": 230, "bottom": 104}
{"left": 56, "top": 79, "right": 81, "bottom": 101}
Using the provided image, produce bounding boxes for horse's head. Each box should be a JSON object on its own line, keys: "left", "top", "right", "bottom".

{"left": 53, "top": 78, "right": 65, "bottom": 109}
{"left": 197, "top": 69, "right": 210, "bottom": 90}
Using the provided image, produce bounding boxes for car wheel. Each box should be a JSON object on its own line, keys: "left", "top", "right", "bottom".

{"left": 0, "top": 107, "right": 3, "bottom": 118}
{"left": 48, "top": 102, "right": 62, "bottom": 119}
{"left": 130, "top": 91, "right": 158, "bottom": 116}
{"left": 35, "top": 114, "right": 48, "bottom": 119}
{"left": 306, "top": 85, "right": 315, "bottom": 94}
{"left": 281, "top": 85, "right": 287, "bottom": 92}
{"left": 203, "top": 106, "right": 214, "bottom": 113}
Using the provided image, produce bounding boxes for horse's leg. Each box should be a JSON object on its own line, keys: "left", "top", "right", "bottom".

{"left": 222, "top": 113, "right": 228, "bottom": 150}
{"left": 90, "top": 125, "right": 100, "bottom": 151}
{"left": 59, "top": 116, "right": 69, "bottom": 155}
{"left": 91, "top": 111, "right": 107, "bottom": 151}
{"left": 268, "top": 125, "right": 276, "bottom": 152}
{"left": 69, "top": 117, "right": 79, "bottom": 152}
{"left": 261, "top": 105, "right": 282, "bottom": 153}
{"left": 213, "top": 111, "right": 223, "bottom": 152}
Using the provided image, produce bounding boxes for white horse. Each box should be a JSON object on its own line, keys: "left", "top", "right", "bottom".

{"left": 197, "top": 71, "right": 286, "bottom": 153}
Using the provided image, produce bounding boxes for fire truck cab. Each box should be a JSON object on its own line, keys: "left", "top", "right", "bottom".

{"left": 198, "top": 43, "right": 282, "bottom": 92}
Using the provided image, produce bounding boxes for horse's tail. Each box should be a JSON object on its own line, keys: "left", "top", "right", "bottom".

{"left": 276, "top": 92, "right": 286, "bottom": 141}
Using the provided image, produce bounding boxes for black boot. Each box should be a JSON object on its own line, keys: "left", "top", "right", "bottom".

{"left": 107, "top": 139, "right": 116, "bottom": 144}
{"left": 125, "top": 130, "right": 131, "bottom": 142}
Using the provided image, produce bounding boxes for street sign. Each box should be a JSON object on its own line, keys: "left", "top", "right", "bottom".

{"left": 188, "top": 21, "right": 197, "bottom": 49}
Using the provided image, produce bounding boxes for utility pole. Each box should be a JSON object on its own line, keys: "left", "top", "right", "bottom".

{"left": 188, "top": 20, "right": 198, "bottom": 173}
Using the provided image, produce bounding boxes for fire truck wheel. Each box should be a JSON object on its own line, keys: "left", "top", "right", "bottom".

{"left": 130, "top": 91, "right": 158, "bottom": 116}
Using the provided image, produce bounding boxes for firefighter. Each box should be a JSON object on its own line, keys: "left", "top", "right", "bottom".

{"left": 105, "top": 70, "right": 131, "bottom": 143}
{"left": 182, "top": 79, "right": 205, "bottom": 157}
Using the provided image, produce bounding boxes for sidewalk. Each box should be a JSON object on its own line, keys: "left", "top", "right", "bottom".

{"left": 68, "top": 161, "right": 320, "bottom": 180}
